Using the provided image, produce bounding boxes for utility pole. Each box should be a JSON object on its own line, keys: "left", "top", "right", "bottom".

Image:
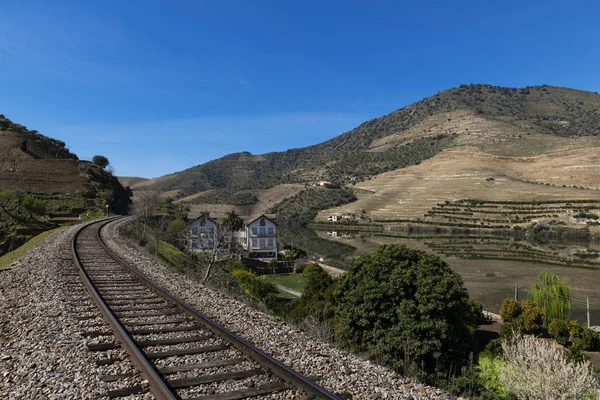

{"left": 587, "top": 297, "right": 591, "bottom": 328}
{"left": 514, "top": 283, "right": 518, "bottom": 301}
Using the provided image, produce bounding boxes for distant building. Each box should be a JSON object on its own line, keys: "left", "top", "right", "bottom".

{"left": 244, "top": 214, "right": 278, "bottom": 260}
{"left": 188, "top": 214, "right": 219, "bottom": 250}
{"left": 188, "top": 212, "right": 279, "bottom": 261}
{"left": 315, "top": 180, "right": 334, "bottom": 187}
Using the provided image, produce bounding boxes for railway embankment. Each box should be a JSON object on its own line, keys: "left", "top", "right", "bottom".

{"left": 0, "top": 219, "right": 450, "bottom": 399}
{"left": 103, "top": 218, "right": 450, "bottom": 399}
{"left": 0, "top": 225, "right": 111, "bottom": 398}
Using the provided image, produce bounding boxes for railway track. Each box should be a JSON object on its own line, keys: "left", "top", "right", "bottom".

{"left": 72, "top": 218, "right": 341, "bottom": 400}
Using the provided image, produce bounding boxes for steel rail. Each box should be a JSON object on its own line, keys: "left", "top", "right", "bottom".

{"left": 72, "top": 217, "right": 178, "bottom": 400}
{"left": 74, "top": 217, "right": 341, "bottom": 400}
{"left": 95, "top": 218, "right": 341, "bottom": 400}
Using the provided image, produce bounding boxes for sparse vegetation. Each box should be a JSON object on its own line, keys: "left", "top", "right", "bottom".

{"left": 270, "top": 188, "right": 357, "bottom": 227}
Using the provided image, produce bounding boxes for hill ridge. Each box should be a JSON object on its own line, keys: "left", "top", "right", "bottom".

{"left": 139, "top": 84, "right": 600, "bottom": 200}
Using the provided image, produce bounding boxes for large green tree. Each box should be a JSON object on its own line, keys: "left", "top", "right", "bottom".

{"left": 530, "top": 271, "right": 571, "bottom": 325}
{"left": 332, "top": 244, "right": 482, "bottom": 374}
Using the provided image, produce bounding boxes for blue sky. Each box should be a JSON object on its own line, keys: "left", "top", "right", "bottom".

{"left": 1, "top": 0, "right": 599, "bottom": 178}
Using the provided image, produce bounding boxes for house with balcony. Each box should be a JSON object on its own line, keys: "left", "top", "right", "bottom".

{"left": 188, "top": 214, "right": 219, "bottom": 250}
{"left": 244, "top": 214, "right": 277, "bottom": 260}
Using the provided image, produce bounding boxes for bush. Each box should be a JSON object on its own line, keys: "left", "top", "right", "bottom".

{"left": 332, "top": 244, "right": 482, "bottom": 374}
{"left": 548, "top": 318, "right": 569, "bottom": 346}
{"left": 518, "top": 301, "right": 543, "bottom": 335}
{"left": 289, "top": 264, "right": 334, "bottom": 323}
{"left": 499, "top": 299, "right": 543, "bottom": 336}
{"left": 92, "top": 155, "right": 109, "bottom": 169}
{"left": 224, "top": 258, "right": 245, "bottom": 272}
{"left": 476, "top": 354, "right": 506, "bottom": 399}
{"left": 232, "top": 268, "right": 278, "bottom": 307}
{"left": 500, "top": 335, "right": 599, "bottom": 399}
{"left": 499, "top": 299, "right": 521, "bottom": 323}
{"left": 499, "top": 322, "right": 520, "bottom": 342}
{"left": 481, "top": 339, "right": 504, "bottom": 358}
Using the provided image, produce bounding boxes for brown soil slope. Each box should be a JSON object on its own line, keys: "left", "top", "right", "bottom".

{"left": 319, "top": 145, "right": 600, "bottom": 221}
{"left": 0, "top": 130, "right": 89, "bottom": 195}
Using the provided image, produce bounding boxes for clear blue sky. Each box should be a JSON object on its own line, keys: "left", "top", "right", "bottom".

{"left": 1, "top": 0, "right": 599, "bottom": 178}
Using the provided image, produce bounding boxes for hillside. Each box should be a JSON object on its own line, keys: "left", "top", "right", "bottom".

{"left": 118, "top": 176, "right": 149, "bottom": 187}
{"left": 138, "top": 84, "right": 600, "bottom": 223}
{"left": 0, "top": 114, "right": 131, "bottom": 255}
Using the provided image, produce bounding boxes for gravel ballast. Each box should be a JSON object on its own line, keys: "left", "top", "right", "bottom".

{"left": 103, "top": 218, "right": 451, "bottom": 400}
{"left": 0, "top": 226, "right": 114, "bottom": 399}
{"left": 0, "top": 220, "right": 451, "bottom": 399}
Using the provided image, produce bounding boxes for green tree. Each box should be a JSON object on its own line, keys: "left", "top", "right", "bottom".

{"left": 223, "top": 210, "right": 245, "bottom": 231}
{"left": 0, "top": 190, "right": 17, "bottom": 217}
{"left": 20, "top": 196, "right": 46, "bottom": 219}
{"left": 529, "top": 271, "right": 571, "bottom": 325}
{"left": 332, "top": 244, "right": 482, "bottom": 374}
{"left": 289, "top": 264, "right": 334, "bottom": 322}
{"left": 92, "top": 155, "right": 109, "bottom": 169}
{"left": 166, "top": 219, "right": 187, "bottom": 242}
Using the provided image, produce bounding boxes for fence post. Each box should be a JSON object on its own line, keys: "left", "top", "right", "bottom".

{"left": 514, "top": 283, "right": 518, "bottom": 301}
{"left": 587, "top": 297, "right": 591, "bottom": 328}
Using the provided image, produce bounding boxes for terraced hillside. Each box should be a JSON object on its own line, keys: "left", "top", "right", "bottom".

{"left": 0, "top": 114, "right": 131, "bottom": 255}
{"left": 135, "top": 85, "right": 600, "bottom": 225}
{"left": 318, "top": 145, "right": 600, "bottom": 224}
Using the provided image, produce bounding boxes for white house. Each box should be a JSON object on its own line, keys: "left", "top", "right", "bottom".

{"left": 244, "top": 214, "right": 277, "bottom": 260}
{"left": 188, "top": 214, "right": 219, "bottom": 250}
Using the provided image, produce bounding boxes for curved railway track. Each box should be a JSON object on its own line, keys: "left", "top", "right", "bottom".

{"left": 72, "top": 218, "right": 341, "bottom": 400}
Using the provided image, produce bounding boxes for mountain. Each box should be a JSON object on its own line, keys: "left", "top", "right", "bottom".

{"left": 0, "top": 114, "right": 131, "bottom": 254}
{"left": 138, "top": 84, "right": 600, "bottom": 222}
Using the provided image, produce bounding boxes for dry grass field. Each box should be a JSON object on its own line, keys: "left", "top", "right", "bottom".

{"left": 118, "top": 176, "right": 149, "bottom": 187}
{"left": 319, "top": 145, "right": 600, "bottom": 222}
{"left": 0, "top": 131, "right": 89, "bottom": 195}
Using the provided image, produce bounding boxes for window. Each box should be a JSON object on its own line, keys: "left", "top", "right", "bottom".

{"left": 252, "top": 239, "right": 258, "bottom": 247}
{"left": 267, "top": 239, "right": 273, "bottom": 247}
{"left": 260, "top": 239, "right": 265, "bottom": 248}
{"left": 268, "top": 227, "right": 273, "bottom": 235}
{"left": 259, "top": 227, "right": 265, "bottom": 236}
{"left": 252, "top": 227, "right": 257, "bottom": 235}
{"left": 200, "top": 220, "right": 205, "bottom": 226}
{"left": 260, "top": 218, "right": 265, "bottom": 226}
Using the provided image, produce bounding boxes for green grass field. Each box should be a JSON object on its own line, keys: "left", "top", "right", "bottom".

{"left": 0, "top": 226, "right": 66, "bottom": 269}
{"left": 265, "top": 274, "right": 309, "bottom": 293}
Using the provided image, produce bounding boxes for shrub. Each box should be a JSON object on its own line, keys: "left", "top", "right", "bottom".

{"left": 224, "top": 258, "right": 245, "bottom": 272}
{"left": 548, "top": 318, "right": 569, "bottom": 346}
{"left": 500, "top": 335, "right": 599, "bottom": 400}
{"left": 499, "top": 322, "right": 520, "bottom": 342}
{"left": 232, "top": 268, "right": 278, "bottom": 307}
{"left": 499, "top": 299, "right": 543, "bottom": 336}
{"left": 499, "top": 299, "right": 521, "bottom": 323}
{"left": 481, "top": 339, "right": 504, "bottom": 358}
{"left": 518, "top": 301, "right": 543, "bottom": 335}
{"left": 476, "top": 354, "right": 506, "bottom": 399}
{"left": 570, "top": 323, "right": 600, "bottom": 351}
{"left": 289, "top": 264, "right": 334, "bottom": 323}
{"left": 332, "top": 244, "right": 482, "bottom": 374}
{"left": 92, "top": 155, "right": 109, "bottom": 169}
